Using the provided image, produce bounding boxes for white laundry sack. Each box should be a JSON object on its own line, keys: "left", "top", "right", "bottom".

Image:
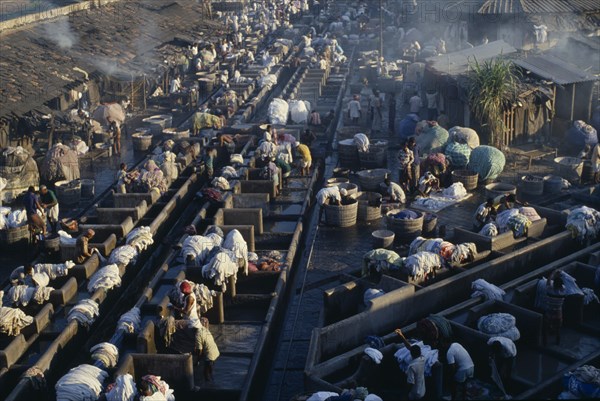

{"left": 268, "top": 98, "right": 289, "bottom": 125}
{"left": 289, "top": 100, "right": 309, "bottom": 124}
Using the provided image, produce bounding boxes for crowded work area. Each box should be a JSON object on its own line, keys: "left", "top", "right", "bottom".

{"left": 0, "top": 0, "right": 599, "bottom": 400}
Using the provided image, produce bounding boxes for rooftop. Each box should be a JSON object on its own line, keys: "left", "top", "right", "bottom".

{"left": 478, "top": 0, "right": 600, "bottom": 14}
{"left": 513, "top": 53, "right": 599, "bottom": 85}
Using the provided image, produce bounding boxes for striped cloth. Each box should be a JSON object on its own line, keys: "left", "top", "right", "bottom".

{"left": 445, "top": 142, "right": 471, "bottom": 168}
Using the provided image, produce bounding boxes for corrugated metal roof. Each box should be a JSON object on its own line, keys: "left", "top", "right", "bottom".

{"left": 513, "top": 54, "right": 599, "bottom": 84}
{"left": 478, "top": 0, "right": 600, "bottom": 14}
{"left": 426, "top": 40, "right": 518, "bottom": 77}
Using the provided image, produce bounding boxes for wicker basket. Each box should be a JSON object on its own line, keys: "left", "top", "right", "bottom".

{"left": 163, "top": 128, "right": 190, "bottom": 140}
{"left": 554, "top": 157, "right": 583, "bottom": 182}
{"left": 337, "top": 126, "right": 363, "bottom": 140}
{"left": 326, "top": 177, "right": 350, "bottom": 186}
{"left": 132, "top": 131, "right": 154, "bottom": 151}
{"left": 333, "top": 167, "right": 350, "bottom": 178}
{"left": 543, "top": 175, "right": 562, "bottom": 194}
{"left": 55, "top": 180, "right": 81, "bottom": 206}
{"left": 355, "top": 191, "right": 382, "bottom": 221}
{"left": 357, "top": 169, "right": 391, "bottom": 191}
{"left": 80, "top": 179, "right": 95, "bottom": 199}
{"left": 0, "top": 225, "right": 29, "bottom": 247}
{"left": 485, "top": 183, "right": 517, "bottom": 200}
{"left": 372, "top": 229, "right": 395, "bottom": 249}
{"left": 386, "top": 209, "right": 423, "bottom": 243}
{"left": 43, "top": 234, "right": 61, "bottom": 252}
{"left": 451, "top": 170, "right": 478, "bottom": 191}
{"left": 324, "top": 199, "right": 358, "bottom": 227}
{"left": 359, "top": 147, "right": 386, "bottom": 169}
{"left": 520, "top": 175, "right": 544, "bottom": 196}
{"left": 338, "top": 139, "right": 359, "bottom": 169}
{"left": 334, "top": 182, "right": 359, "bottom": 196}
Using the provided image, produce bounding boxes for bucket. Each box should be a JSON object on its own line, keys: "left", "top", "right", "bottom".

{"left": 0, "top": 225, "right": 29, "bottom": 248}
{"left": 485, "top": 183, "right": 517, "bottom": 200}
{"left": 451, "top": 170, "right": 478, "bottom": 191}
{"left": 372, "top": 229, "right": 395, "bottom": 249}
{"left": 386, "top": 209, "right": 423, "bottom": 243}
{"left": 326, "top": 177, "right": 350, "bottom": 186}
{"left": 335, "top": 182, "right": 359, "bottom": 196}
{"left": 359, "top": 147, "right": 386, "bottom": 169}
{"left": 581, "top": 160, "right": 594, "bottom": 184}
{"left": 43, "top": 233, "right": 61, "bottom": 252}
{"left": 132, "top": 131, "right": 154, "bottom": 151}
{"left": 519, "top": 175, "right": 544, "bottom": 196}
{"left": 55, "top": 180, "right": 81, "bottom": 206}
{"left": 357, "top": 169, "right": 391, "bottom": 191}
{"left": 163, "top": 128, "right": 190, "bottom": 140}
{"left": 80, "top": 179, "right": 95, "bottom": 199}
{"left": 423, "top": 213, "right": 438, "bottom": 235}
{"left": 544, "top": 175, "right": 563, "bottom": 194}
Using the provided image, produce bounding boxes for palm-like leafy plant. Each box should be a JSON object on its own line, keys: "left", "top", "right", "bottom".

{"left": 468, "top": 56, "right": 520, "bottom": 147}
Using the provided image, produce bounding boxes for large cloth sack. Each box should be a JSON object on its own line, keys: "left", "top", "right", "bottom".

{"left": 444, "top": 141, "right": 471, "bottom": 168}
{"left": 397, "top": 114, "right": 419, "bottom": 139}
{"left": 267, "top": 98, "right": 289, "bottom": 125}
{"left": 565, "top": 120, "right": 598, "bottom": 152}
{"left": 468, "top": 145, "right": 506, "bottom": 181}
{"left": 416, "top": 123, "right": 449, "bottom": 155}
{"left": 289, "top": 100, "right": 309, "bottom": 124}
{"left": 449, "top": 126, "right": 480, "bottom": 149}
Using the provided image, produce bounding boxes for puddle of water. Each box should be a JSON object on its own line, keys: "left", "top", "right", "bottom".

{"left": 278, "top": 189, "right": 307, "bottom": 203}
{"left": 264, "top": 221, "right": 297, "bottom": 233}
{"left": 287, "top": 178, "right": 310, "bottom": 189}
{"left": 268, "top": 204, "right": 302, "bottom": 215}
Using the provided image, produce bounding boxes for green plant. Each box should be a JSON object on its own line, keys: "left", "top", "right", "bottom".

{"left": 468, "top": 56, "right": 520, "bottom": 147}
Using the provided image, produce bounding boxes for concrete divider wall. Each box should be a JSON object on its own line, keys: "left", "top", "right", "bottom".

{"left": 113, "top": 192, "right": 159, "bottom": 209}
{"left": 115, "top": 353, "right": 194, "bottom": 391}
{"left": 240, "top": 180, "right": 277, "bottom": 199}
{"left": 233, "top": 193, "right": 270, "bottom": 213}
{"left": 97, "top": 200, "right": 147, "bottom": 224}
{"left": 314, "top": 231, "right": 578, "bottom": 362}
{"left": 213, "top": 208, "right": 264, "bottom": 235}
{"left": 204, "top": 225, "right": 255, "bottom": 252}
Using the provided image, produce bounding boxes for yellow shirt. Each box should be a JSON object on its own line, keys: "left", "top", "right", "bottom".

{"left": 296, "top": 144, "right": 311, "bottom": 161}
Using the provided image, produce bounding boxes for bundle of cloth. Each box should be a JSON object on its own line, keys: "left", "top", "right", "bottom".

{"left": 403, "top": 251, "right": 443, "bottom": 280}
{"left": 394, "top": 340, "right": 439, "bottom": 376}
{"left": 171, "top": 279, "right": 216, "bottom": 314}
{"left": 55, "top": 364, "right": 108, "bottom": 401}
{"left": 354, "top": 133, "right": 370, "bottom": 153}
{"left": 362, "top": 248, "right": 404, "bottom": 277}
{"left": 33, "top": 261, "right": 75, "bottom": 281}
{"left": 88, "top": 264, "right": 121, "bottom": 293}
{"left": 363, "top": 288, "right": 385, "bottom": 307}
{"left": 442, "top": 182, "right": 467, "bottom": 200}
{"left": 106, "top": 374, "right": 137, "bottom": 401}
{"left": 220, "top": 166, "right": 239, "bottom": 180}
{"left": 388, "top": 209, "right": 420, "bottom": 220}
{"left": 7, "top": 284, "right": 54, "bottom": 306}
{"left": 444, "top": 141, "right": 471, "bottom": 168}
{"left": 0, "top": 304, "right": 33, "bottom": 335}
{"left": 211, "top": 176, "right": 230, "bottom": 191}
{"left": 561, "top": 365, "right": 600, "bottom": 399}
{"left": 222, "top": 229, "right": 249, "bottom": 275}
{"left": 0, "top": 207, "right": 28, "bottom": 229}
{"left": 40, "top": 143, "right": 80, "bottom": 183}
{"left": 90, "top": 342, "right": 119, "bottom": 368}
{"left": 477, "top": 312, "right": 521, "bottom": 341}
{"left": 138, "top": 375, "right": 175, "bottom": 401}
{"left": 479, "top": 223, "right": 499, "bottom": 237}
{"left": 519, "top": 206, "right": 541, "bottom": 222}
{"left": 152, "top": 150, "right": 179, "bottom": 183}
{"left": 259, "top": 74, "right": 278, "bottom": 89}
{"left": 247, "top": 251, "right": 284, "bottom": 272}
{"left": 409, "top": 237, "right": 477, "bottom": 266}
{"left": 448, "top": 126, "right": 480, "bottom": 149}
{"left": 416, "top": 122, "right": 449, "bottom": 154}
{"left": 307, "top": 391, "right": 383, "bottom": 401}
{"left": 117, "top": 307, "right": 141, "bottom": 334}
{"left": 471, "top": 278, "right": 505, "bottom": 301}
{"left": 202, "top": 249, "right": 239, "bottom": 291}
{"left": 496, "top": 209, "right": 532, "bottom": 237}
{"left": 230, "top": 154, "right": 244, "bottom": 165}
{"left": 181, "top": 233, "right": 223, "bottom": 266}
{"left": 534, "top": 271, "right": 599, "bottom": 308}
{"left": 468, "top": 145, "right": 506, "bottom": 181}
{"left": 67, "top": 299, "right": 100, "bottom": 327}
{"left": 267, "top": 98, "right": 288, "bottom": 125}
{"left": 108, "top": 245, "right": 139, "bottom": 267}
{"left": 289, "top": 100, "right": 310, "bottom": 124}
{"left": 126, "top": 226, "right": 154, "bottom": 252}
{"left": 139, "top": 160, "right": 168, "bottom": 194}
{"left": 566, "top": 206, "right": 600, "bottom": 241}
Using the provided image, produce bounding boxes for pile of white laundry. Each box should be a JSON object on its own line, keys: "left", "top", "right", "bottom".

{"left": 55, "top": 364, "right": 108, "bottom": 401}
{"left": 67, "top": 299, "right": 99, "bottom": 327}
{"left": 88, "top": 264, "right": 121, "bottom": 293}
{"left": 126, "top": 226, "right": 154, "bottom": 252}
{"left": 90, "top": 342, "right": 119, "bottom": 368}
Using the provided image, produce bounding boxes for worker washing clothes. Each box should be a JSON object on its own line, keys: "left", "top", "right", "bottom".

{"left": 542, "top": 269, "right": 566, "bottom": 346}
{"left": 107, "top": 116, "right": 121, "bottom": 156}
{"left": 39, "top": 185, "right": 59, "bottom": 233}
{"left": 75, "top": 229, "right": 96, "bottom": 264}
{"left": 488, "top": 337, "right": 516, "bottom": 391}
{"left": 395, "top": 329, "right": 426, "bottom": 400}
{"left": 474, "top": 199, "right": 497, "bottom": 231}
{"left": 294, "top": 141, "right": 312, "bottom": 176}
{"left": 397, "top": 140, "right": 414, "bottom": 193}
{"left": 24, "top": 186, "right": 46, "bottom": 238}
{"left": 492, "top": 193, "right": 526, "bottom": 212}
{"left": 408, "top": 137, "right": 421, "bottom": 193}
{"left": 440, "top": 339, "right": 474, "bottom": 400}
{"left": 197, "top": 318, "right": 220, "bottom": 382}
{"left": 115, "top": 163, "right": 129, "bottom": 193}
{"left": 383, "top": 177, "right": 406, "bottom": 204}
{"left": 201, "top": 147, "right": 217, "bottom": 180}
{"left": 316, "top": 185, "right": 347, "bottom": 225}
{"left": 417, "top": 171, "right": 440, "bottom": 198}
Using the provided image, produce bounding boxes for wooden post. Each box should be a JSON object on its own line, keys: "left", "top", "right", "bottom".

{"left": 143, "top": 75, "right": 147, "bottom": 110}
{"left": 130, "top": 73, "right": 135, "bottom": 111}
{"left": 570, "top": 84, "right": 576, "bottom": 121}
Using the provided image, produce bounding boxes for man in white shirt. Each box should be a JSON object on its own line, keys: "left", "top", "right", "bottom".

{"left": 425, "top": 90, "right": 438, "bottom": 121}
{"left": 347, "top": 95, "right": 361, "bottom": 124}
{"left": 169, "top": 75, "right": 182, "bottom": 94}
{"left": 384, "top": 177, "right": 406, "bottom": 203}
{"left": 316, "top": 186, "right": 347, "bottom": 224}
{"left": 446, "top": 342, "right": 474, "bottom": 399}
{"left": 409, "top": 92, "right": 423, "bottom": 116}
{"left": 488, "top": 337, "right": 516, "bottom": 390}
